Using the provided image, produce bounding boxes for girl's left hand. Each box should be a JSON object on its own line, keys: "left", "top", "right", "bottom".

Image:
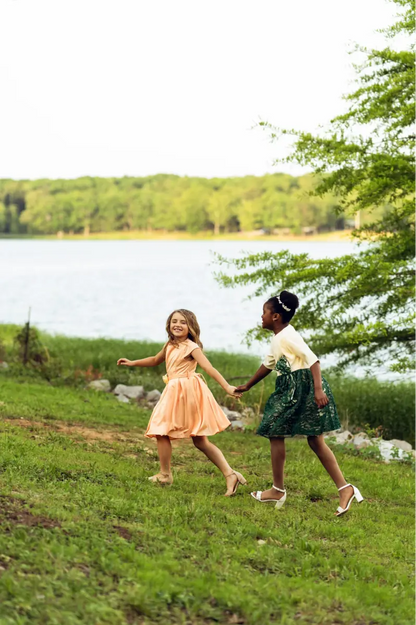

{"left": 314, "top": 388, "right": 329, "bottom": 408}
{"left": 236, "top": 384, "right": 249, "bottom": 393}
{"left": 227, "top": 385, "right": 242, "bottom": 398}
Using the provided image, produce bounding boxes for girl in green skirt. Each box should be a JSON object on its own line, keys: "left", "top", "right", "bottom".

{"left": 236, "top": 291, "right": 363, "bottom": 517}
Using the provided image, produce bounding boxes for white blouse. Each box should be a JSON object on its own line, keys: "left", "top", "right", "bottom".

{"left": 263, "top": 325, "right": 318, "bottom": 373}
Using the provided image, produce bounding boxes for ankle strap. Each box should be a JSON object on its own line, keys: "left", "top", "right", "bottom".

{"left": 338, "top": 483, "right": 352, "bottom": 492}
{"left": 272, "top": 485, "right": 286, "bottom": 493}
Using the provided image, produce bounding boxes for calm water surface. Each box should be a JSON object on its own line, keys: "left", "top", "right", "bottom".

{"left": 1, "top": 240, "right": 357, "bottom": 358}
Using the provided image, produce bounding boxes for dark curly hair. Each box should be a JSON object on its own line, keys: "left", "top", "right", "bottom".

{"left": 266, "top": 290, "right": 299, "bottom": 323}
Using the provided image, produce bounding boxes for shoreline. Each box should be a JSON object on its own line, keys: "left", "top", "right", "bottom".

{"left": 0, "top": 230, "right": 355, "bottom": 243}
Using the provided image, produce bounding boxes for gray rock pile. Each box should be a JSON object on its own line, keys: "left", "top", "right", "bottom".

{"left": 324, "top": 429, "right": 414, "bottom": 463}
{"left": 146, "top": 390, "right": 161, "bottom": 405}
{"left": 221, "top": 405, "right": 256, "bottom": 430}
{"left": 88, "top": 379, "right": 111, "bottom": 392}
{"left": 87, "top": 381, "right": 164, "bottom": 408}
{"left": 113, "top": 384, "right": 144, "bottom": 403}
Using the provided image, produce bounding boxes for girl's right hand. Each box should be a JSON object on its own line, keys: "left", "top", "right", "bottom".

{"left": 117, "top": 358, "right": 133, "bottom": 366}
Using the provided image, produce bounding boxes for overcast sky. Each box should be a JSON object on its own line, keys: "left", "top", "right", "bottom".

{"left": 0, "top": 0, "right": 396, "bottom": 180}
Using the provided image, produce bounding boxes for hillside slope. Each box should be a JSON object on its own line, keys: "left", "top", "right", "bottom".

{"left": 0, "top": 377, "right": 414, "bottom": 625}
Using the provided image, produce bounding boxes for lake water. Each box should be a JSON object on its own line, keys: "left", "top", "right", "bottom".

{"left": 1, "top": 239, "right": 358, "bottom": 360}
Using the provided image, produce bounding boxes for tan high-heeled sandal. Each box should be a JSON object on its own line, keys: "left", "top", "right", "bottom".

{"left": 224, "top": 470, "right": 247, "bottom": 496}
{"left": 148, "top": 473, "right": 173, "bottom": 485}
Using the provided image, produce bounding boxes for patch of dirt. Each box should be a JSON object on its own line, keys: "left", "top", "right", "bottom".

{"left": 124, "top": 606, "right": 244, "bottom": 625}
{"left": 0, "top": 553, "right": 12, "bottom": 572}
{"left": 5, "top": 419, "right": 221, "bottom": 463}
{"left": 0, "top": 495, "right": 61, "bottom": 530}
{"left": 113, "top": 525, "right": 133, "bottom": 541}
{"left": 3, "top": 418, "right": 145, "bottom": 444}
{"left": 0, "top": 555, "right": 11, "bottom": 565}
{"left": 227, "top": 614, "right": 245, "bottom": 624}
{"left": 75, "top": 564, "right": 91, "bottom": 578}
{"left": 124, "top": 608, "right": 146, "bottom": 625}
{"left": 293, "top": 606, "right": 379, "bottom": 625}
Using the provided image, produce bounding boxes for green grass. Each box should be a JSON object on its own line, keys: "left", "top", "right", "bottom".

{"left": 0, "top": 374, "right": 414, "bottom": 624}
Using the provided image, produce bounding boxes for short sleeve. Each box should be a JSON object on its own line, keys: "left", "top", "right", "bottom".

{"left": 281, "top": 332, "right": 318, "bottom": 368}
{"left": 184, "top": 340, "right": 201, "bottom": 357}
{"left": 262, "top": 335, "right": 283, "bottom": 370}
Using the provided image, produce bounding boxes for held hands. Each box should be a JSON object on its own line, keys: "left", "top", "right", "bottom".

{"left": 235, "top": 384, "right": 250, "bottom": 393}
{"left": 117, "top": 358, "right": 133, "bottom": 366}
{"left": 314, "top": 388, "right": 329, "bottom": 408}
{"left": 226, "top": 385, "right": 242, "bottom": 398}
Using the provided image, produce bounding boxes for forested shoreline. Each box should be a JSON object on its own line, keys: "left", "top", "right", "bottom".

{"left": 0, "top": 173, "right": 359, "bottom": 236}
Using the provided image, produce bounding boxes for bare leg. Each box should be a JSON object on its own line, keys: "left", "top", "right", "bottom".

{"left": 307, "top": 435, "right": 353, "bottom": 508}
{"left": 258, "top": 437, "right": 286, "bottom": 501}
{"left": 192, "top": 436, "right": 245, "bottom": 496}
{"left": 149, "top": 435, "right": 173, "bottom": 484}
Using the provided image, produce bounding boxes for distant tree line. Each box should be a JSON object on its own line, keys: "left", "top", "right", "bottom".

{"left": 0, "top": 173, "right": 362, "bottom": 236}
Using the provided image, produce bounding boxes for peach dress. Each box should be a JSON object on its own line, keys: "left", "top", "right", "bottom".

{"left": 145, "top": 339, "right": 231, "bottom": 439}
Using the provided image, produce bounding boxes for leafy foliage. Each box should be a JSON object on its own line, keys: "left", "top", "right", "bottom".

{"left": 13, "top": 324, "right": 61, "bottom": 381}
{"left": 14, "top": 324, "right": 49, "bottom": 367}
{"left": 217, "top": 0, "right": 415, "bottom": 372}
{"left": 0, "top": 172, "right": 360, "bottom": 236}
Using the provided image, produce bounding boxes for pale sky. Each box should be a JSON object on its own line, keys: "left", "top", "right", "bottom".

{"left": 0, "top": 0, "right": 396, "bottom": 180}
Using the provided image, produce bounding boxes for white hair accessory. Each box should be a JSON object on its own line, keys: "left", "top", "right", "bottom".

{"left": 277, "top": 295, "right": 291, "bottom": 312}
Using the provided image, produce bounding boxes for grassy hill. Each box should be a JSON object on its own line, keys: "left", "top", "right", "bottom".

{"left": 0, "top": 330, "right": 414, "bottom": 624}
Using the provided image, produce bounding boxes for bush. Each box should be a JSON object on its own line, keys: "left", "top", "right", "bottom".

{"left": 328, "top": 375, "right": 415, "bottom": 446}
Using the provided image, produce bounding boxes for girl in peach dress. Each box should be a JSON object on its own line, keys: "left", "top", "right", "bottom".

{"left": 117, "top": 309, "right": 247, "bottom": 496}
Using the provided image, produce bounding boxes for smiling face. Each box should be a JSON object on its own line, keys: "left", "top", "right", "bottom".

{"left": 261, "top": 303, "right": 279, "bottom": 331}
{"left": 166, "top": 308, "right": 202, "bottom": 348}
{"left": 170, "top": 312, "right": 189, "bottom": 341}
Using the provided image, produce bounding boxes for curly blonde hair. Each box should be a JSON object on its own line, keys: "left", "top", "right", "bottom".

{"left": 165, "top": 309, "right": 203, "bottom": 349}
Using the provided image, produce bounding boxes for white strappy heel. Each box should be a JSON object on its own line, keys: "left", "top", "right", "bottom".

{"left": 335, "top": 483, "right": 364, "bottom": 516}
{"left": 250, "top": 485, "right": 286, "bottom": 509}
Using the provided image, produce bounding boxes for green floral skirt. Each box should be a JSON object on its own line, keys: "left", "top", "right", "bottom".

{"left": 257, "top": 358, "right": 340, "bottom": 439}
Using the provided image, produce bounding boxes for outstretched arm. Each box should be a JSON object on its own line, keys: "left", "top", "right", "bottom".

{"left": 236, "top": 365, "right": 272, "bottom": 392}
{"left": 191, "top": 349, "right": 241, "bottom": 397}
{"left": 117, "top": 348, "right": 166, "bottom": 368}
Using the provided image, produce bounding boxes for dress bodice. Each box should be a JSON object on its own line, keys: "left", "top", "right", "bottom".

{"left": 263, "top": 325, "right": 318, "bottom": 374}
{"left": 146, "top": 338, "right": 230, "bottom": 439}
{"left": 165, "top": 339, "right": 199, "bottom": 378}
